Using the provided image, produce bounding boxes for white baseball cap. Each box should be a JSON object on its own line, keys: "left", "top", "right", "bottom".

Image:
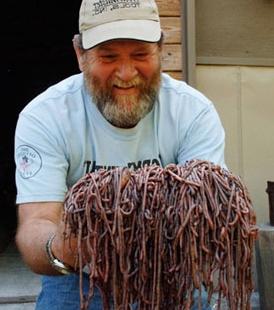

{"left": 79, "top": 0, "right": 162, "bottom": 49}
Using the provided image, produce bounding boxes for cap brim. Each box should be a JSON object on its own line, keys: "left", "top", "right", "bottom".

{"left": 82, "top": 19, "right": 161, "bottom": 50}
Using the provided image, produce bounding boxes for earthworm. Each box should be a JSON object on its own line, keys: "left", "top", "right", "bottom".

{"left": 63, "top": 159, "right": 258, "bottom": 310}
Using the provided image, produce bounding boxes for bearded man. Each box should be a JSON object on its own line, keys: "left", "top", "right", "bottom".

{"left": 14, "top": 0, "right": 225, "bottom": 309}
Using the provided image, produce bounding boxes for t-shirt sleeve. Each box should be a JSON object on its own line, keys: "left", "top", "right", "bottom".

{"left": 14, "top": 112, "right": 69, "bottom": 204}
{"left": 177, "top": 103, "right": 227, "bottom": 168}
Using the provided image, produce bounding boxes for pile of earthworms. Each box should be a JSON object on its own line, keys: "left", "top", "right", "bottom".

{"left": 63, "top": 159, "right": 258, "bottom": 310}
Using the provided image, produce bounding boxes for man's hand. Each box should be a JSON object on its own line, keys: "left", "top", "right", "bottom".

{"left": 16, "top": 202, "right": 79, "bottom": 275}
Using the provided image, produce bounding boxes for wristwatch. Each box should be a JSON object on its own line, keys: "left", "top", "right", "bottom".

{"left": 45, "top": 233, "right": 74, "bottom": 275}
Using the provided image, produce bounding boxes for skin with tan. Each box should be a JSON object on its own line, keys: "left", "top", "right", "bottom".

{"left": 16, "top": 38, "right": 162, "bottom": 275}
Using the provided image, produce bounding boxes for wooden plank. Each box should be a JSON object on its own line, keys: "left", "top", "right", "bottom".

{"left": 160, "top": 17, "right": 182, "bottom": 44}
{"left": 164, "top": 71, "right": 183, "bottom": 81}
{"left": 197, "top": 56, "right": 274, "bottom": 67}
{"left": 0, "top": 243, "right": 41, "bottom": 301}
{"left": 161, "top": 44, "right": 182, "bottom": 71}
{"left": 0, "top": 303, "right": 36, "bottom": 310}
{"left": 0, "top": 296, "right": 36, "bottom": 304}
{"left": 156, "top": 0, "right": 186, "bottom": 80}
{"left": 156, "top": 0, "right": 181, "bottom": 17}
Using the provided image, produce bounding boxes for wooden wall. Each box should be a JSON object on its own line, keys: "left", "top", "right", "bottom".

{"left": 156, "top": 0, "right": 183, "bottom": 80}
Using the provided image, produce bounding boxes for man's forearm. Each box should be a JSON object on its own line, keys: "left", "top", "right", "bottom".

{"left": 16, "top": 219, "right": 61, "bottom": 275}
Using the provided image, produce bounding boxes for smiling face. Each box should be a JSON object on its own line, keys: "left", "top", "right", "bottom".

{"left": 75, "top": 39, "right": 162, "bottom": 128}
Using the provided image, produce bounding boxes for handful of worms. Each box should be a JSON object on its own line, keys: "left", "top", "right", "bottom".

{"left": 63, "top": 159, "right": 258, "bottom": 310}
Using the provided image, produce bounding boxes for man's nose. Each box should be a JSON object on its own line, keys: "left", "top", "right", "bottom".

{"left": 115, "top": 60, "right": 138, "bottom": 82}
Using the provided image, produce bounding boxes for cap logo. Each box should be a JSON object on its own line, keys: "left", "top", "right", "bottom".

{"left": 93, "top": 0, "right": 140, "bottom": 16}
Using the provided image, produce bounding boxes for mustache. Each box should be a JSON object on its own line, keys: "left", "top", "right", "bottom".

{"left": 109, "top": 76, "right": 146, "bottom": 89}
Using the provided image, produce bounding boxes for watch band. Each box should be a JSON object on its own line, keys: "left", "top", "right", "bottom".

{"left": 45, "top": 233, "right": 74, "bottom": 275}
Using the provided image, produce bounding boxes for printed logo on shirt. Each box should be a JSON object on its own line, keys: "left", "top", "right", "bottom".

{"left": 84, "top": 157, "right": 162, "bottom": 174}
{"left": 16, "top": 145, "right": 42, "bottom": 179}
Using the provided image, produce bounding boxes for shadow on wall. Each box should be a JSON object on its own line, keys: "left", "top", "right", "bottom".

{"left": 0, "top": 157, "right": 16, "bottom": 253}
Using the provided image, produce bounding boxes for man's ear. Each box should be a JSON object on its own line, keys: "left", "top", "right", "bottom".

{"left": 72, "top": 35, "right": 86, "bottom": 72}
{"left": 158, "top": 31, "right": 164, "bottom": 52}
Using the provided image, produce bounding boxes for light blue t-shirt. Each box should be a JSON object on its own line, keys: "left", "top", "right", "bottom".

{"left": 15, "top": 73, "right": 226, "bottom": 204}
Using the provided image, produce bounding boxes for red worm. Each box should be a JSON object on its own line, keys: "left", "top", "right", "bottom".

{"left": 63, "top": 160, "right": 258, "bottom": 310}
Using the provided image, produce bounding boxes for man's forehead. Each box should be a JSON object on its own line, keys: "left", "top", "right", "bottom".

{"left": 96, "top": 39, "right": 158, "bottom": 51}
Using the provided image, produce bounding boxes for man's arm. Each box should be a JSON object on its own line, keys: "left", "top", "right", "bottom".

{"left": 16, "top": 202, "right": 77, "bottom": 275}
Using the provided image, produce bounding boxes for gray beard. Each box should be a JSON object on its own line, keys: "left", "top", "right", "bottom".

{"left": 84, "top": 72, "right": 161, "bottom": 128}
{"left": 96, "top": 92, "right": 157, "bottom": 128}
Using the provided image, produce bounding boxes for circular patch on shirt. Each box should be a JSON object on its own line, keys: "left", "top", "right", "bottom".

{"left": 16, "top": 145, "right": 42, "bottom": 179}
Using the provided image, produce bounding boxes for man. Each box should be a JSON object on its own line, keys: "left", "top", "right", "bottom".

{"left": 14, "top": 0, "right": 225, "bottom": 309}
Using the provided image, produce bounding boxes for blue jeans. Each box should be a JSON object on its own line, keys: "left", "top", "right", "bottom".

{"left": 36, "top": 273, "right": 102, "bottom": 310}
{"left": 36, "top": 274, "right": 211, "bottom": 309}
